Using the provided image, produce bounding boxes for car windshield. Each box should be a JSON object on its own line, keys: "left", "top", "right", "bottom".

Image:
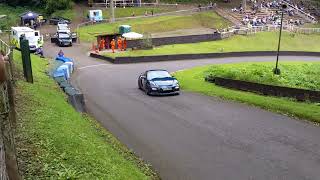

{"left": 59, "top": 33, "right": 70, "bottom": 39}
{"left": 147, "top": 71, "right": 171, "bottom": 80}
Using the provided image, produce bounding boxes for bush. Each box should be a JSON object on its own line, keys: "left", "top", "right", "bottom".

{"left": 45, "top": 0, "right": 73, "bottom": 14}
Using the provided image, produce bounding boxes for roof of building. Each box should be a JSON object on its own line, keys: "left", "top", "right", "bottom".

{"left": 11, "top": 27, "right": 35, "bottom": 32}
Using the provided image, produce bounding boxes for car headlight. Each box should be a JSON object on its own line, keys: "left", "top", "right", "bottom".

{"left": 173, "top": 80, "right": 179, "bottom": 87}
{"left": 150, "top": 81, "right": 158, "bottom": 88}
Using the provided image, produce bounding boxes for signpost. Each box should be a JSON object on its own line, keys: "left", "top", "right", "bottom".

{"left": 20, "top": 36, "right": 33, "bottom": 83}
{"left": 273, "top": 4, "right": 287, "bottom": 75}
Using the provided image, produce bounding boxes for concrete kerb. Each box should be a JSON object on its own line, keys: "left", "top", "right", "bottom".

{"left": 89, "top": 51, "right": 320, "bottom": 64}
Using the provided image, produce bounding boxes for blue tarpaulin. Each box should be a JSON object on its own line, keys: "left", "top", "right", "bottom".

{"left": 56, "top": 56, "right": 73, "bottom": 63}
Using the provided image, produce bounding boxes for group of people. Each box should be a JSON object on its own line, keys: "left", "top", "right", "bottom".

{"left": 232, "top": 0, "right": 308, "bottom": 27}
{"left": 98, "top": 37, "right": 127, "bottom": 53}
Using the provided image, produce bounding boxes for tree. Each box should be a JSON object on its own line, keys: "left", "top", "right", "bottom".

{"left": 45, "top": 0, "right": 72, "bottom": 14}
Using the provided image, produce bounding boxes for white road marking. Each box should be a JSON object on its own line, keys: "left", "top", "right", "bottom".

{"left": 78, "top": 64, "right": 111, "bottom": 70}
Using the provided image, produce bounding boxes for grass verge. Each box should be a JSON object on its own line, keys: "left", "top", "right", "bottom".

{"left": 13, "top": 51, "right": 157, "bottom": 179}
{"left": 104, "top": 32, "right": 320, "bottom": 58}
{"left": 173, "top": 62, "right": 320, "bottom": 123}
{"left": 205, "top": 62, "right": 320, "bottom": 90}
{"left": 78, "top": 11, "right": 231, "bottom": 42}
{"left": 51, "top": 8, "right": 76, "bottom": 21}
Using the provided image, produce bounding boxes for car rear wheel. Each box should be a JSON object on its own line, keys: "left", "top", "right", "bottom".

{"left": 138, "top": 79, "right": 142, "bottom": 90}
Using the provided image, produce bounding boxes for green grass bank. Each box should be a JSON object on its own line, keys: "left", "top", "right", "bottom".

{"left": 174, "top": 62, "right": 320, "bottom": 123}
{"left": 104, "top": 32, "right": 320, "bottom": 58}
{"left": 14, "top": 51, "right": 157, "bottom": 179}
{"left": 78, "top": 11, "right": 231, "bottom": 42}
{"left": 205, "top": 62, "right": 320, "bottom": 90}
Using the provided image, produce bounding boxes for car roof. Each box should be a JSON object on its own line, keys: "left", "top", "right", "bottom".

{"left": 146, "top": 69, "right": 168, "bottom": 73}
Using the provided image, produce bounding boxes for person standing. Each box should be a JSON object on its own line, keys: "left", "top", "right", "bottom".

{"left": 117, "top": 37, "right": 122, "bottom": 51}
{"left": 122, "top": 38, "right": 127, "bottom": 51}
{"left": 111, "top": 39, "right": 116, "bottom": 53}
{"left": 100, "top": 38, "right": 105, "bottom": 50}
{"left": 58, "top": 49, "right": 64, "bottom": 57}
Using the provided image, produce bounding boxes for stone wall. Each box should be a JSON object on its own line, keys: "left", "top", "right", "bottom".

{"left": 127, "top": 33, "right": 221, "bottom": 48}
{"left": 207, "top": 76, "right": 320, "bottom": 102}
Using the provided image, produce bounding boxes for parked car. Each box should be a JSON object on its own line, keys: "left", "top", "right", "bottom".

{"left": 138, "top": 70, "right": 180, "bottom": 95}
{"left": 56, "top": 32, "right": 73, "bottom": 47}
{"left": 49, "top": 17, "right": 71, "bottom": 25}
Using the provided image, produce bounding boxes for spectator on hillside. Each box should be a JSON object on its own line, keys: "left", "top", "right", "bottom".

{"left": 209, "top": 1, "right": 213, "bottom": 9}
{"left": 35, "top": 47, "right": 44, "bottom": 58}
{"left": 58, "top": 50, "right": 64, "bottom": 57}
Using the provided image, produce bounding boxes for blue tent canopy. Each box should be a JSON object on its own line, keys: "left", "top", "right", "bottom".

{"left": 20, "top": 11, "right": 40, "bottom": 20}
{"left": 20, "top": 11, "right": 40, "bottom": 25}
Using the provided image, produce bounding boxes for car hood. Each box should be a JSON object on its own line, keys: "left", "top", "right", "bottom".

{"left": 151, "top": 77, "right": 176, "bottom": 86}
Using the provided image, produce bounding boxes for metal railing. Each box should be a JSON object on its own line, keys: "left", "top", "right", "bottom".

{"left": 219, "top": 24, "right": 320, "bottom": 38}
{"left": 282, "top": 1, "right": 318, "bottom": 23}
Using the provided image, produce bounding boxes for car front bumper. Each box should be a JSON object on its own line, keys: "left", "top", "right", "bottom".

{"left": 149, "top": 87, "right": 180, "bottom": 95}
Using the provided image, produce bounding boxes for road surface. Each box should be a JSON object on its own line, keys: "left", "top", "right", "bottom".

{"left": 45, "top": 43, "right": 320, "bottom": 180}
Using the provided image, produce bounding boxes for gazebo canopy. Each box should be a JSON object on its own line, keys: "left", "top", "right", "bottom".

{"left": 122, "top": 32, "right": 143, "bottom": 39}
{"left": 20, "top": 11, "right": 40, "bottom": 21}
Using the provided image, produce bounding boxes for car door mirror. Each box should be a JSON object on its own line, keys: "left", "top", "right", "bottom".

{"left": 141, "top": 75, "right": 146, "bottom": 79}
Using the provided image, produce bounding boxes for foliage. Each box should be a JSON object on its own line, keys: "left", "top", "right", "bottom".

{"left": 0, "top": 0, "right": 73, "bottom": 14}
{"left": 13, "top": 51, "right": 157, "bottom": 179}
{"left": 205, "top": 63, "right": 320, "bottom": 90}
{"left": 0, "top": 4, "right": 42, "bottom": 30}
{"left": 104, "top": 32, "right": 320, "bottom": 58}
{"left": 1, "top": 0, "right": 44, "bottom": 7}
{"left": 45, "top": 0, "right": 73, "bottom": 14}
{"left": 173, "top": 62, "right": 320, "bottom": 123}
{"left": 51, "top": 8, "right": 76, "bottom": 20}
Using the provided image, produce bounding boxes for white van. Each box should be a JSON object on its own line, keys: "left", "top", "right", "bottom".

{"left": 11, "top": 27, "right": 43, "bottom": 51}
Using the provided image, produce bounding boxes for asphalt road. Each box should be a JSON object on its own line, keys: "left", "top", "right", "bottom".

{"left": 44, "top": 43, "right": 320, "bottom": 180}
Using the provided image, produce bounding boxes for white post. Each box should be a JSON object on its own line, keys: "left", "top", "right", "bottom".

{"left": 110, "top": 0, "right": 115, "bottom": 22}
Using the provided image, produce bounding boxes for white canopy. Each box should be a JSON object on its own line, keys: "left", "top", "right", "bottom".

{"left": 122, "top": 32, "right": 143, "bottom": 39}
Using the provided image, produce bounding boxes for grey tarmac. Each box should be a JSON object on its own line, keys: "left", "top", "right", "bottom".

{"left": 44, "top": 42, "right": 320, "bottom": 180}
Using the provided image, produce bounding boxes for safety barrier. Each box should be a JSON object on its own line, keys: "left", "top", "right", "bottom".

{"left": 52, "top": 57, "right": 86, "bottom": 113}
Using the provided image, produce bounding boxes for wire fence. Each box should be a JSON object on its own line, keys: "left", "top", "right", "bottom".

{"left": 219, "top": 24, "right": 320, "bottom": 38}
{"left": 0, "top": 38, "right": 19, "bottom": 180}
